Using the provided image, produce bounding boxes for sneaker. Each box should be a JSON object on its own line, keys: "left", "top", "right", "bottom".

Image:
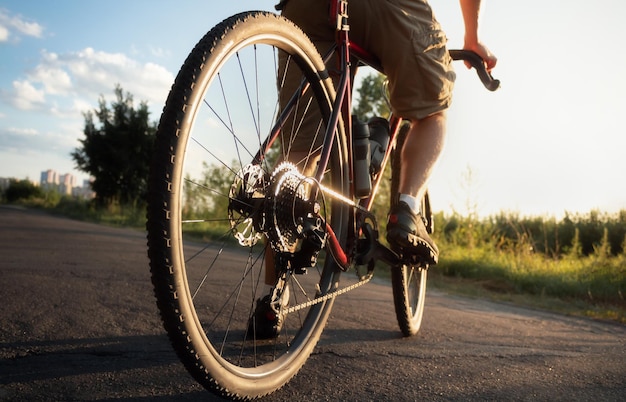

{"left": 386, "top": 201, "right": 439, "bottom": 265}
{"left": 248, "top": 287, "right": 289, "bottom": 339}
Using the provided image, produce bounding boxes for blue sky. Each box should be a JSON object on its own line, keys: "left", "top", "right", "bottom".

{"left": 1, "top": 0, "right": 625, "bottom": 217}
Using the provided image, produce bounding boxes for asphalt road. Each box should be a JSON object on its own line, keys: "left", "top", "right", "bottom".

{"left": 1, "top": 206, "right": 625, "bottom": 401}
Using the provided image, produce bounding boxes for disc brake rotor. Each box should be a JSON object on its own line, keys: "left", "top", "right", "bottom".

{"left": 228, "top": 164, "right": 267, "bottom": 247}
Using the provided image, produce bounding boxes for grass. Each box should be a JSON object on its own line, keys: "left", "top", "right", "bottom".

{"left": 428, "top": 272, "right": 626, "bottom": 324}
{"left": 371, "top": 251, "right": 625, "bottom": 324}
{"left": 428, "top": 244, "right": 626, "bottom": 324}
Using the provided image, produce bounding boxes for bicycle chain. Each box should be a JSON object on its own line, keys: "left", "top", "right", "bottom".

{"left": 265, "top": 164, "right": 378, "bottom": 315}
{"left": 283, "top": 272, "right": 373, "bottom": 315}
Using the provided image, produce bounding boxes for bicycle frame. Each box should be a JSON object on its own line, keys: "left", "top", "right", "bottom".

{"left": 267, "top": 0, "right": 499, "bottom": 270}
{"left": 315, "top": 0, "right": 409, "bottom": 270}
{"left": 305, "top": 0, "right": 400, "bottom": 208}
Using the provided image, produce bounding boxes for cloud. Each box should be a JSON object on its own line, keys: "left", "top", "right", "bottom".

{"left": 10, "top": 80, "right": 45, "bottom": 110}
{"left": 0, "top": 124, "right": 84, "bottom": 181}
{"left": 0, "top": 46, "right": 176, "bottom": 173}
{"left": 29, "top": 61, "right": 72, "bottom": 95}
{"left": 0, "top": 25, "right": 8, "bottom": 41}
{"left": 1, "top": 126, "right": 48, "bottom": 152}
{"left": 0, "top": 8, "right": 44, "bottom": 42}
{"left": 56, "top": 47, "right": 174, "bottom": 106}
{"left": 1, "top": 47, "right": 174, "bottom": 116}
{"left": 0, "top": 123, "right": 81, "bottom": 155}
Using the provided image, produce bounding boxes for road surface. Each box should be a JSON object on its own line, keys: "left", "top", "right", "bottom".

{"left": 1, "top": 206, "right": 624, "bottom": 401}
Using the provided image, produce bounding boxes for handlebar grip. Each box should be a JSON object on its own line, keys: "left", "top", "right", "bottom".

{"left": 449, "top": 49, "right": 500, "bottom": 91}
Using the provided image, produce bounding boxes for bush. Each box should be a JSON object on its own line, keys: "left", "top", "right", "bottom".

{"left": 4, "top": 179, "right": 44, "bottom": 202}
{"left": 436, "top": 210, "right": 626, "bottom": 258}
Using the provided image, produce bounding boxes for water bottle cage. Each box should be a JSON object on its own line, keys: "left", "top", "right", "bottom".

{"left": 369, "top": 143, "right": 385, "bottom": 176}
{"left": 352, "top": 116, "right": 390, "bottom": 197}
{"left": 367, "top": 117, "right": 390, "bottom": 177}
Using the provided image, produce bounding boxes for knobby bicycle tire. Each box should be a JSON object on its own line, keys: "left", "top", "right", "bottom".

{"left": 146, "top": 11, "right": 349, "bottom": 400}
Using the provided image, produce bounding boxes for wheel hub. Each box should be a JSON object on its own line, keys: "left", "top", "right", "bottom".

{"left": 228, "top": 162, "right": 320, "bottom": 252}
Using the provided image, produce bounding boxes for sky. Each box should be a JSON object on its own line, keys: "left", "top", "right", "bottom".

{"left": 1, "top": 0, "right": 625, "bottom": 218}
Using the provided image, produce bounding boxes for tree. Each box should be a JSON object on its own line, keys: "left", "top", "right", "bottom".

{"left": 71, "top": 85, "right": 156, "bottom": 207}
{"left": 353, "top": 72, "right": 390, "bottom": 121}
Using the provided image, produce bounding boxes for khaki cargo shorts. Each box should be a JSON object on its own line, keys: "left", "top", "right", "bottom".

{"left": 281, "top": 0, "right": 456, "bottom": 122}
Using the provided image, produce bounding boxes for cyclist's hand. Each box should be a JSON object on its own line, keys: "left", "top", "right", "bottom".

{"left": 463, "top": 41, "right": 497, "bottom": 72}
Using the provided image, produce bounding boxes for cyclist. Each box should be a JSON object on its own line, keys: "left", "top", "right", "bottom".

{"left": 250, "top": 0, "right": 497, "bottom": 338}
{"left": 279, "top": 0, "right": 497, "bottom": 264}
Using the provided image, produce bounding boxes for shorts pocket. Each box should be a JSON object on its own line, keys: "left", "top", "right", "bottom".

{"left": 413, "top": 28, "right": 448, "bottom": 54}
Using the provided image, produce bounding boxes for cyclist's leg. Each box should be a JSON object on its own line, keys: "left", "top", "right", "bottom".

{"left": 386, "top": 33, "right": 452, "bottom": 263}
{"left": 262, "top": 1, "right": 335, "bottom": 289}
{"left": 386, "top": 113, "right": 445, "bottom": 263}
{"left": 348, "top": 0, "right": 454, "bottom": 205}
{"left": 360, "top": 0, "right": 454, "bottom": 191}
{"left": 350, "top": 0, "right": 455, "bottom": 262}
{"left": 399, "top": 112, "right": 446, "bottom": 203}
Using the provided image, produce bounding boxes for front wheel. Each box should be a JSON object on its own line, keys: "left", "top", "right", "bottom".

{"left": 146, "top": 11, "right": 349, "bottom": 400}
{"left": 389, "top": 123, "right": 430, "bottom": 336}
{"left": 391, "top": 263, "right": 428, "bottom": 337}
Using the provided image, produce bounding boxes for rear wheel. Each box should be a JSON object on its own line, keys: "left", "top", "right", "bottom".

{"left": 146, "top": 11, "right": 349, "bottom": 399}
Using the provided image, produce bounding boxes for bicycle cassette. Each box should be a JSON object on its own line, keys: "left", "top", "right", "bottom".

{"left": 265, "top": 162, "right": 321, "bottom": 252}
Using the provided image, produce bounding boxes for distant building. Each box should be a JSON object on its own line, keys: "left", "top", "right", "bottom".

{"left": 38, "top": 169, "right": 94, "bottom": 199}
{"left": 72, "top": 179, "right": 95, "bottom": 199}
{"left": 59, "top": 173, "right": 77, "bottom": 196}
{"left": 40, "top": 169, "right": 60, "bottom": 190}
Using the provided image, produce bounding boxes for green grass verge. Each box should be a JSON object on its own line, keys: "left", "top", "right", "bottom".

{"left": 428, "top": 246, "right": 625, "bottom": 324}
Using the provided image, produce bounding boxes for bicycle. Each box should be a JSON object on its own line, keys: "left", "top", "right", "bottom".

{"left": 146, "top": 1, "right": 499, "bottom": 399}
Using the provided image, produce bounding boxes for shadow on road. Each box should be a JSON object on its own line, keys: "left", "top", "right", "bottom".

{"left": 1, "top": 334, "right": 177, "bottom": 384}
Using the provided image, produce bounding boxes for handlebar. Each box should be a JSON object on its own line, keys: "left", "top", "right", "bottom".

{"left": 449, "top": 49, "right": 500, "bottom": 91}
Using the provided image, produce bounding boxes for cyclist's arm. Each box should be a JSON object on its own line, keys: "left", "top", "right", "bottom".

{"left": 459, "top": 0, "right": 497, "bottom": 71}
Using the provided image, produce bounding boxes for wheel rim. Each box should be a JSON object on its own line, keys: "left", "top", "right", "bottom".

{"left": 407, "top": 266, "right": 427, "bottom": 326}
{"left": 154, "top": 21, "right": 347, "bottom": 376}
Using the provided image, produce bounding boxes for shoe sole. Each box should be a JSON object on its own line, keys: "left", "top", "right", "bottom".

{"left": 386, "top": 228, "right": 438, "bottom": 265}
